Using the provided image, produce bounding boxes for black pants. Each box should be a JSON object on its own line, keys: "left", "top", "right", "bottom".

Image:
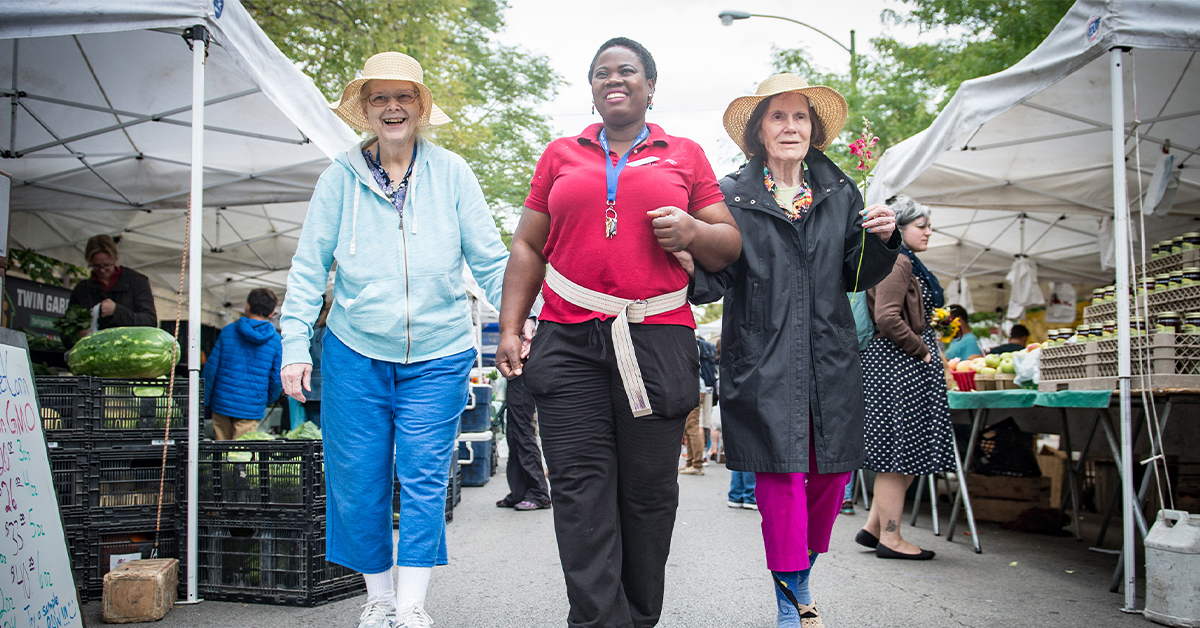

{"left": 502, "top": 374, "right": 550, "bottom": 506}
{"left": 525, "top": 320, "right": 698, "bottom": 628}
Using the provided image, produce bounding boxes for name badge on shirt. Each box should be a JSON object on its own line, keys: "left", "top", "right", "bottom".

{"left": 627, "top": 156, "right": 659, "bottom": 167}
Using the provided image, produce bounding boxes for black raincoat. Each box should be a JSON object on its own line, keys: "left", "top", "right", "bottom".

{"left": 690, "top": 150, "right": 900, "bottom": 474}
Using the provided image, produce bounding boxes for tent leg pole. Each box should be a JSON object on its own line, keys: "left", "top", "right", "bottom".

{"left": 1109, "top": 46, "right": 1137, "bottom": 613}
{"left": 185, "top": 24, "right": 209, "bottom": 606}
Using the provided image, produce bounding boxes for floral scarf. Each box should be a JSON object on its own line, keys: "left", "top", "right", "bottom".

{"left": 763, "top": 164, "right": 813, "bottom": 222}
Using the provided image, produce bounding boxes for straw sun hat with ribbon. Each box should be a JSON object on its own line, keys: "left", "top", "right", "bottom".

{"left": 329, "top": 52, "right": 452, "bottom": 133}
{"left": 723, "top": 73, "right": 847, "bottom": 156}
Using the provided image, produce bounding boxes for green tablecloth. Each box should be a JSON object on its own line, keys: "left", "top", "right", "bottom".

{"left": 947, "top": 389, "right": 1113, "bottom": 410}
{"left": 947, "top": 390, "right": 1037, "bottom": 409}
{"left": 1033, "top": 390, "right": 1113, "bottom": 408}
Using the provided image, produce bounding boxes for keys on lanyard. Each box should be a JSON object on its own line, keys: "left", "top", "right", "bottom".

{"left": 598, "top": 125, "right": 651, "bottom": 239}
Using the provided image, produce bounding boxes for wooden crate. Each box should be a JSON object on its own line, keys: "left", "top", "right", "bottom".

{"left": 966, "top": 475, "right": 1050, "bottom": 523}
{"left": 103, "top": 558, "right": 178, "bottom": 623}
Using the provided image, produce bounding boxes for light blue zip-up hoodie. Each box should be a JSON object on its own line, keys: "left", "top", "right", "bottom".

{"left": 280, "top": 137, "right": 508, "bottom": 366}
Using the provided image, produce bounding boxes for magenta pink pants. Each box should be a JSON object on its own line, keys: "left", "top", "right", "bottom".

{"left": 755, "top": 470, "right": 852, "bottom": 571}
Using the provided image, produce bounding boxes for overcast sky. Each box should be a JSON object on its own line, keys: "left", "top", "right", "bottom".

{"left": 497, "top": 0, "right": 930, "bottom": 175}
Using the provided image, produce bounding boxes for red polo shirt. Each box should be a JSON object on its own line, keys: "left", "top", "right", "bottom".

{"left": 525, "top": 123, "right": 724, "bottom": 327}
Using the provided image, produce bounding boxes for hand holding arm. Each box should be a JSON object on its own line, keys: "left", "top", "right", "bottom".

{"left": 647, "top": 201, "right": 740, "bottom": 272}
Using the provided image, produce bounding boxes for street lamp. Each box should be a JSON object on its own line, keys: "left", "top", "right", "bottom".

{"left": 718, "top": 10, "right": 857, "bottom": 100}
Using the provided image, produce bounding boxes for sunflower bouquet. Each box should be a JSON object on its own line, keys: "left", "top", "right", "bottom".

{"left": 931, "top": 308, "right": 961, "bottom": 343}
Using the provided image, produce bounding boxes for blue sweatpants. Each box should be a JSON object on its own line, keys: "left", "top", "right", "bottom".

{"left": 321, "top": 330, "right": 475, "bottom": 573}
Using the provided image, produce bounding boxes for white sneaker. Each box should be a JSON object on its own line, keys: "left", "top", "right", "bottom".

{"left": 396, "top": 602, "right": 434, "bottom": 628}
{"left": 742, "top": 502, "right": 759, "bottom": 510}
{"left": 728, "top": 501, "right": 743, "bottom": 509}
{"left": 358, "top": 593, "right": 397, "bottom": 628}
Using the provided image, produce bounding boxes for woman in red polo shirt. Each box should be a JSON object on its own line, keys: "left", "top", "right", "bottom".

{"left": 496, "top": 37, "right": 741, "bottom": 628}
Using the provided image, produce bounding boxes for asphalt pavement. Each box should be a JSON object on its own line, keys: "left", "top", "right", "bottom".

{"left": 81, "top": 458, "right": 1149, "bottom": 627}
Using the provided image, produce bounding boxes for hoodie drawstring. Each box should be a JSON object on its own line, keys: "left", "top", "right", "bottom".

{"left": 349, "top": 184, "right": 361, "bottom": 255}
{"left": 408, "top": 164, "right": 417, "bottom": 235}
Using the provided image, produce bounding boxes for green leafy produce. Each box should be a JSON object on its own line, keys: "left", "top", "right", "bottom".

{"left": 284, "top": 421, "right": 322, "bottom": 440}
{"left": 236, "top": 431, "right": 274, "bottom": 441}
{"left": 53, "top": 304, "right": 92, "bottom": 343}
{"left": 32, "top": 363, "right": 58, "bottom": 377}
{"left": 67, "top": 326, "right": 180, "bottom": 378}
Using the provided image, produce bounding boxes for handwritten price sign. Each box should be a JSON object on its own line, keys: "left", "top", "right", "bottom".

{"left": 0, "top": 341, "right": 81, "bottom": 628}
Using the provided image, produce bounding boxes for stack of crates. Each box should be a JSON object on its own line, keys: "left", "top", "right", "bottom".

{"left": 457, "top": 383, "right": 498, "bottom": 487}
{"left": 181, "top": 439, "right": 363, "bottom": 606}
{"left": 36, "top": 376, "right": 192, "bottom": 603}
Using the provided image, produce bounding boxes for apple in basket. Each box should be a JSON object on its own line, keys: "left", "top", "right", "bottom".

{"left": 984, "top": 354, "right": 1002, "bottom": 368}
{"left": 956, "top": 360, "right": 974, "bottom": 372}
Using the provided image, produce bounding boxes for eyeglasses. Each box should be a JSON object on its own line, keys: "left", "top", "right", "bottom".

{"left": 366, "top": 91, "right": 419, "bottom": 107}
{"left": 89, "top": 263, "right": 115, "bottom": 270}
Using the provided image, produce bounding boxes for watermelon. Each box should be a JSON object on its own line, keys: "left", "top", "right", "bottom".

{"left": 68, "top": 326, "right": 180, "bottom": 378}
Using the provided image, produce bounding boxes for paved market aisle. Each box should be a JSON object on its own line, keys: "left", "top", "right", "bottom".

{"left": 83, "top": 460, "right": 1146, "bottom": 627}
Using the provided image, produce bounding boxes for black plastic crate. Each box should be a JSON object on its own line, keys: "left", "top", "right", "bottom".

{"left": 89, "top": 446, "right": 179, "bottom": 523}
{"left": 37, "top": 376, "right": 93, "bottom": 442}
{"left": 183, "top": 440, "right": 324, "bottom": 519}
{"left": 77, "top": 522, "right": 179, "bottom": 599}
{"left": 50, "top": 450, "right": 90, "bottom": 517}
{"left": 63, "top": 522, "right": 90, "bottom": 602}
{"left": 90, "top": 378, "right": 199, "bottom": 443}
{"left": 190, "top": 517, "right": 362, "bottom": 607}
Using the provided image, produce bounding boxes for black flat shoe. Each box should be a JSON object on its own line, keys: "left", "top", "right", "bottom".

{"left": 875, "top": 543, "right": 935, "bottom": 560}
{"left": 855, "top": 529, "right": 880, "bottom": 549}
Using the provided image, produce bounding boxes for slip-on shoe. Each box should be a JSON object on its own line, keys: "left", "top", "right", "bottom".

{"left": 854, "top": 529, "right": 880, "bottom": 549}
{"left": 875, "top": 543, "right": 935, "bottom": 560}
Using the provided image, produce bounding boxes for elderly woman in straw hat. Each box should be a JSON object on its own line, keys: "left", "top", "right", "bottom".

{"left": 279, "top": 52, "right": 509, "bottom": 628}
{"left": 685, "top": 74, "right": 900, "bottom": 627}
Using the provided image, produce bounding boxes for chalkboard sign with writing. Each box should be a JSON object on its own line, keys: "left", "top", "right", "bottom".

{"left": 0, "top": 330, "right": 82, "bottom": 628}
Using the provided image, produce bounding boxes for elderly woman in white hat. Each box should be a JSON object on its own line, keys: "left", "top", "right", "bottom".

{"left": 686, "top": 74, "right": 900, "bottom": 627}
{"left": 279, "top": 52, "right": 509, "bottom": 628}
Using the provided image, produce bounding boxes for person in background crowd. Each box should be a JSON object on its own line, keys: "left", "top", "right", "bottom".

{"left": 857, "top": 194, "right": 955, "bottom": 561}
{"left": 942, "top": 304, "right": 982, "bottom": 360}
{"left": 680, "top": 335, "right": 717, "bottom": 476}
{"left": 495, "top": 37, "right": 741, "bottom": 628}
{"left": 279, "top": 52, "right": 509, "bottom": 628}
{"left": 687, "top": 72, "right": 900, "bottom": 628}
{"left": 497, "top": 316, "right": 552, "bottom": 511}
{"left": 988, "top": 324, "right": 1030, "bottom": 355}
{"left": 202, "top": 288, "right": 283, "bottom": 440}
{"left": 66, "top": 234, "right": 157, "bottom": 347}
{"left": 303, "top": 295, "right": 333, "bottom": 427}
{"left": 840, "top": 474, "right": 857, "bottom": 515}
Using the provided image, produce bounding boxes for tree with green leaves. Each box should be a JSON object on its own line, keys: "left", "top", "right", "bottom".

{"left": 244, "top": 0, "right": 563, "bottom": 238}
{"left": 770, "top": 0, "right": 1072, "bottom": 178}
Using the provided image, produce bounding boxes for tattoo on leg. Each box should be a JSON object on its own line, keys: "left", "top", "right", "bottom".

{"left": 885, "top": 519, "right": 897, "bottom": 532}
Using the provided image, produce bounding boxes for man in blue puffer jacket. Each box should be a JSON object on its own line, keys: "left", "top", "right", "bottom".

{"left": 203, "top": 288, "right": 283, "bottom": 440}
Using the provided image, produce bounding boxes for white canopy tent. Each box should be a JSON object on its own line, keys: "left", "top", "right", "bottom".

{"left": 1, "top": 0, "right": 358, "bottom": 602}
{"left": 867, "top": 0, "right": 1200, "bottom": 610}
{"left": 1, "top": 0, "right": 357, "bottom": 319}
{"left": 867, "top": 0, "right": 1199, "bottom": 313}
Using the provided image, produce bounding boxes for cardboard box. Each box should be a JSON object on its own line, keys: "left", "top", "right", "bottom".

{"left": 1036, "top": 445, "right": 1069, "bottom": 508}
{"left": 103, "top": 558, "right": 177, "bottom": 623}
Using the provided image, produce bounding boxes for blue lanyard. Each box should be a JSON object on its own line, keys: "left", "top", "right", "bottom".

{"left": 598, "top": 125, "right": 650, "bottom": 208}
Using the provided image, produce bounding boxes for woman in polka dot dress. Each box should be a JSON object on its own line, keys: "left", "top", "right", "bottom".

{"left": 857, "top": 195, "right": 955, "bottom": 560}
